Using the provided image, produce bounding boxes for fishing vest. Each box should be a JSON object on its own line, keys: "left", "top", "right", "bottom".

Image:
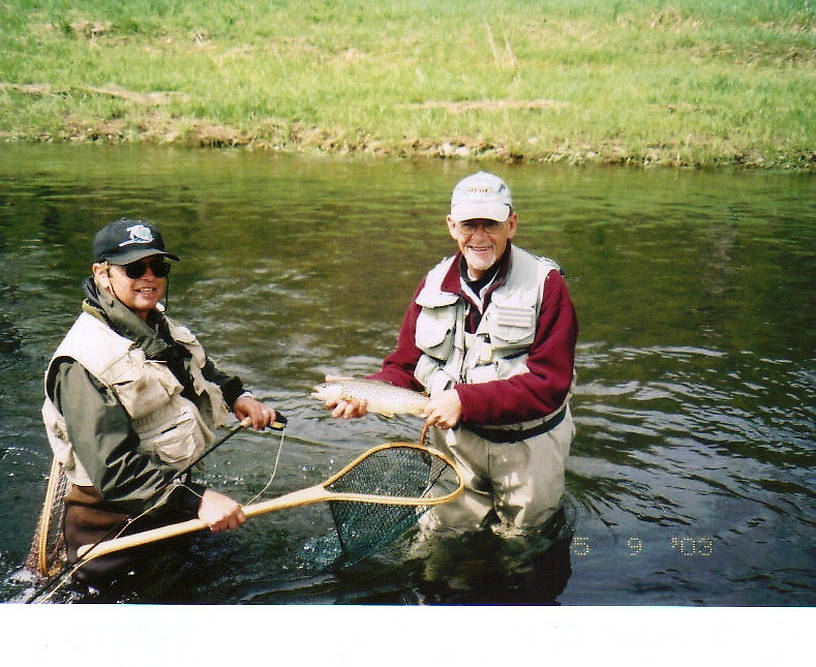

{"left": 42, "top": 311, "right": 230, "bottom": 486}
{"left": 413, "top": 245, "right": 573, "bottom": 438}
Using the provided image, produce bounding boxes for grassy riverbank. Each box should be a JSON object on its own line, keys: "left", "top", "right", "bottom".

{"left": 1, "top": 0, "right": 815, "bottom": 169}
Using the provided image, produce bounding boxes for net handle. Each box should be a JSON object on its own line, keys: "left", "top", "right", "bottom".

{"left": 77, "top": 442, "right": 462, "bottom": 562}
{"left": 27, "top": 456, "right": 65, "bottom": 576}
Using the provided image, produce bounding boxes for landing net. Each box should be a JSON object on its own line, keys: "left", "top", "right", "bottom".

{"left": 322, "top": 443, "right": 454, "bottom": 567}
{"left": 26, "top": 457, "right": 69, "bottom": 577}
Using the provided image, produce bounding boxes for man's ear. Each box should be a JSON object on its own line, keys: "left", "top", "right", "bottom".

{"left": 92, "top": 262, "right": 111, "bottom": 291}
{"left": 446, "top": 215, "right": 458, "bottom": 240}
{"left": 506, "top": 212, "right": 518, "bottom": 240}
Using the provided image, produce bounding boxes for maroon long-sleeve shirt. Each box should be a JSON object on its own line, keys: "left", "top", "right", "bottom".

{"left": 369, "top": 247, "right": 578, "bottom": 427}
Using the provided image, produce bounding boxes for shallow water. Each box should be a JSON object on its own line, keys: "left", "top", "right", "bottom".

{"left": 0, "top": 144, "right": 813, "bottom": 605}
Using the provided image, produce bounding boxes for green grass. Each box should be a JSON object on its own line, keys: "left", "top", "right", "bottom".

{"left": 1, "top": 0, "right": 815, "bottom": 169}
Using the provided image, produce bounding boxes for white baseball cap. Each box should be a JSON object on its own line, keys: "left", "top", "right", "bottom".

{"left": 449, "top": 171, "right": 512, "bottom": 222}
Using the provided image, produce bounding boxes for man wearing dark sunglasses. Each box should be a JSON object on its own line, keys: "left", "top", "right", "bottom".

{"left": 41, "top": 218, "right": 280, "bottom": 582}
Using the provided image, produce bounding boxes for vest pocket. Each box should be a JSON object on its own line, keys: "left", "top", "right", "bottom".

{"left": 415, "top": 306, "right": 456, "bottom": 361}
{"left": 137, "top": 398, "right": 210, "bottom": 468}
{"left": 112, "top": 360, "right": 183, "bottom": 420}
{"left": 415, "top": 355, "right": 455, "bottom": 394}
{"left": 465, "top": 364, "right": 499, "bottom": 384}
{"left": 495, "top": 355, "right": 531, "bottom": 378}
{"left": 487, "top": 293, "right": 536, "bottom": 350}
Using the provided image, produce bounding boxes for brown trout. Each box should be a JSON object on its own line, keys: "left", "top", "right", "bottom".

{"left": 311, "top": 378, "right": 429, "bottom": 418}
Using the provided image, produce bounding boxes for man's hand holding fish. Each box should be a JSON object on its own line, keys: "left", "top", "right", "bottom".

{"left": 312, "top": 377, "right": 430, "bottom": 420}
{"left": 313, "top": 376, "right": 461, "bottom": 429}
{"left": 421, "top": 389, "right": 462, "bottom": 430}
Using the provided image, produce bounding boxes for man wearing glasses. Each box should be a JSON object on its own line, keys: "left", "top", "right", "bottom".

{"left": 325, "top": 172, "right": 578, "bottom": 535}
{"left": 42, "top": 218, "right": 279, "bottom": 581}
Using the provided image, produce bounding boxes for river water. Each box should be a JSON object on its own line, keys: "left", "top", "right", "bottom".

{"left": 0, "top": 144, "right": 813, "bottom": 606}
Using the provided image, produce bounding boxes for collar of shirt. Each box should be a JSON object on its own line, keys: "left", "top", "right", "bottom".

{"left": 441, "top": 244, "right": 512, "bottom": 307}
{"left": 438, "top": 244, "right": 513, "bottom": 331}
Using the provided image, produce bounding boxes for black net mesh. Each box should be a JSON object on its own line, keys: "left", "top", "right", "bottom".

{"left": 325, "top": 445, "right": 452, "bottom": 567}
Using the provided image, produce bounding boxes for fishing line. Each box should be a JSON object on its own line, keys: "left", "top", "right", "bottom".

{"left": 243, "top": 428, "right": 287, "bottom": 506}
{"left": 250, "top": 428, "right": 327, "bottom": 449}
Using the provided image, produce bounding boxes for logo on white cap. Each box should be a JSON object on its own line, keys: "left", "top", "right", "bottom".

{"left": 119, "top": 224, "right": 155, "bottom": 247}
{"left": 450, "top": 172, "right": 512, "bottom": 222}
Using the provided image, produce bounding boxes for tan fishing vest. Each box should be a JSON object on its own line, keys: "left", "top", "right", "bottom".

{"left": 414, "top": 245, "right": 573, "bottom": 433}
{"left": 42, "top": 311, "right": 230, "bottom": 486}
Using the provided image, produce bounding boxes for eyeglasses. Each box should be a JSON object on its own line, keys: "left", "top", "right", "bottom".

{"left": 121, "top": 258, "right": 172, "bottom": 279}
{"left": 453, "top": 219, "right": 507, "bottom": 236}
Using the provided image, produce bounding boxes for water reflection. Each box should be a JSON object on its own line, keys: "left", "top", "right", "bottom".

{"left": 0, "top": 145, "right": 814, "bottom": 605}
{"left": 406, "top": 510, "right": 574, "bottom": 605}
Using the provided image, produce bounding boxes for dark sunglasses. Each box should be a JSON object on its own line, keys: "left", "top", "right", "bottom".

{"left": 122, "top": 258, "right": 172, "bottom": 279}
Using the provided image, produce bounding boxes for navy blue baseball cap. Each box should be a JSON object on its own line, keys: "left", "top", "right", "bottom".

{"left": 93, "top": 218, "right": 180, "bottom": 265}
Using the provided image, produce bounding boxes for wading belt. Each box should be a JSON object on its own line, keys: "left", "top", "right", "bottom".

{"left": 465, "top": 405, "right": 567, "bottom": 444}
